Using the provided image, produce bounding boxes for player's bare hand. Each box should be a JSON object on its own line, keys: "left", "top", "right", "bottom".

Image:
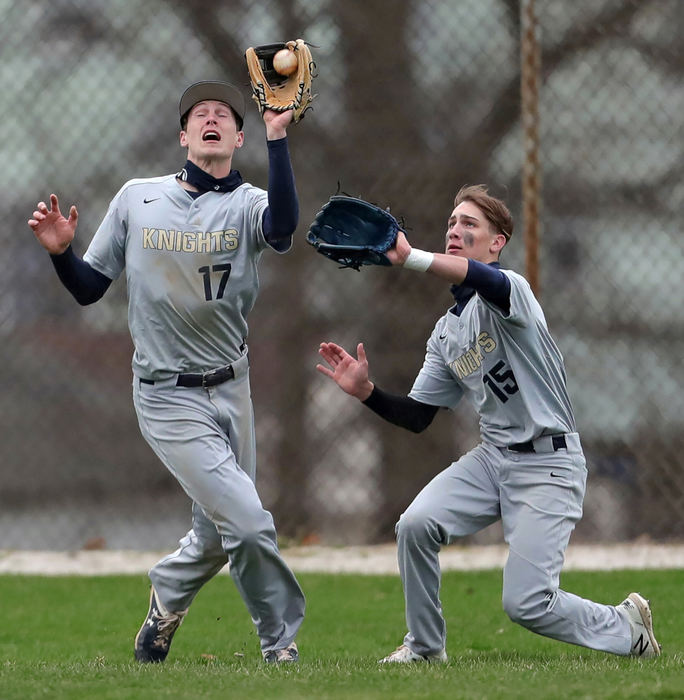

{"left": 386, "top": 230, "right": 412, "bottom": 266}
{"left": 263, "top": 108, "right": 293, "bottom": 140}
{"left": 28, "top": 194, "right": 78, "bottom": 255}
{"left": 316, "top": 342, "right": 374, "bottom": 401}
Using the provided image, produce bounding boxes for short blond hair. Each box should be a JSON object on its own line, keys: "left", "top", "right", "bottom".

{"left": 455, "top": 184, "right": 513, "bottom": 240}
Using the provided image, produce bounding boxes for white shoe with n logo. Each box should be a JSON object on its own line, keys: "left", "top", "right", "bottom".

{"left": 616, "top": 592, "right": 661, "bottom": 658}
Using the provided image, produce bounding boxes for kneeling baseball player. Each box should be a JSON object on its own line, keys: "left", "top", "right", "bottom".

{"left": 316, "top": 185, "right": 660, "bottom": 663}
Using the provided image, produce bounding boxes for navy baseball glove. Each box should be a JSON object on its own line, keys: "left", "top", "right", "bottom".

{"left": 306, "top": 195, "right": 400, "bottom": 270}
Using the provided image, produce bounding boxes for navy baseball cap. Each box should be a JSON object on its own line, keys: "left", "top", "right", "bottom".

{"left": 179, "top": 81, "right": 245, "bottom": 128}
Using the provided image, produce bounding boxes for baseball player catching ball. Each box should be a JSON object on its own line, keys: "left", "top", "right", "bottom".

{"left": 317, "top": 185, "right": 660, "bottom": 663}
{"left": 29, "top": 81, "right": 305, "bottom": 663}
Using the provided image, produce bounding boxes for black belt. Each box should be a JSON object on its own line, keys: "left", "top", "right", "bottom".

{"left": 140, "top": 364, "right": 235, "bottom": 388}
{"left": 508, "top": 435, "right": 567, "bottom": 453}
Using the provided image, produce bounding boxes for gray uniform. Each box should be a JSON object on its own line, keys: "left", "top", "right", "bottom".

{"left": 85, "top": 174, "right": 305, "bottom": 653}
{"left": 399, "top": 270, "right": 631, "bottom": 656}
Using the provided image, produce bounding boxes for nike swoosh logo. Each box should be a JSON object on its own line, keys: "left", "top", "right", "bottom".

{"left": 550, "top": 472, "right": 563, "bottom": 478}
{"left": 439, "top": 333, "right": 447, "bottom": 340}
{"left": 143, "top": 197, "right": 160, "bottom": 204}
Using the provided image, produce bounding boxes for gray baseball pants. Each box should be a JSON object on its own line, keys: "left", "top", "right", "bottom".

{"left": 132, "top": 354, "right": 305, "bottom": 653}
{"left": 396, "top": 435, "right": 632, "bottom": 656}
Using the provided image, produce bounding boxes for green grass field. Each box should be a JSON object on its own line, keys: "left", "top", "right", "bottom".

{"left": 0, "top": 569, "right": 682, "bottom": 699}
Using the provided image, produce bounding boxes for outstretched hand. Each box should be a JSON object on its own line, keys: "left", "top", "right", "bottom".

{"left": 316, "top": 342, "right": 374, "bottom": 401}
{"left": 28, "top": 194, "right": 78, "bottom": 255}
{"left": 385, "top": 230, "right": 412, "bottom": 266}
{"left": 263, "top": 108, "right": 293, "bottom": 140}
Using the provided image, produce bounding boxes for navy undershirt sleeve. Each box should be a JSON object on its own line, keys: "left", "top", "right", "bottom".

{"left": 362, "top": 386, "right": 439, "bottom": 433}
{"left": 49, "top": 246, "right": 112, "bottom": 305}
{"left": 262, "top": 136, "right": 298, "bottom": 251}
{"left": 464, "top": 260, "right": 511, "bottom": 313}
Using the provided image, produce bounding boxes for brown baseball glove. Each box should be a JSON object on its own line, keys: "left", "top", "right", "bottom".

{"left": 245, "top": 39, "right": 315, "bottom": 123}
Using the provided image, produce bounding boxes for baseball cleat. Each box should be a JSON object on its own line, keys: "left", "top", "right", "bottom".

{"left": 134, "top": 586, "right": 187, "bottom": 663}
{"left": 378, "top": 644, "right": 447, "bottom": 664}
{"left": 616, "top": 592, "right": 661, "bottom": 659}
{"left": 263, "top": 641, "right": 299, "bottom": 663}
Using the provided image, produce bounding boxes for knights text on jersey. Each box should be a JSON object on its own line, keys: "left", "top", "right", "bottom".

{"left": 83, "top": 175, "right": 280, "bottom": 379}
{"left": 408, "top": 270, "right": 576, "bottom": 446}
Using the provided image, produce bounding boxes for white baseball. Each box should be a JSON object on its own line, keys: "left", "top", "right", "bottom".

{"left": 273, "top": 49, "right": 298, "bottom": 76}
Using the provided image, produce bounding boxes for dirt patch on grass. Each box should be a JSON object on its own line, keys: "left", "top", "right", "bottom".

{"left": 1, "top": 543, "right": 683, "bottom": 576}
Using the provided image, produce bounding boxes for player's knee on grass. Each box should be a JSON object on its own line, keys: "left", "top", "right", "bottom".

{"left": 501, "top": 546, "right": 560, "bottom": 629}
{"left": 502, "top": 585, "right": 554, "bottom": 629}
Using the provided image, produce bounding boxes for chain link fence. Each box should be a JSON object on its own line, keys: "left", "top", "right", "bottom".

{"left": 1, "top": 0, "right": 682, "bottom": 550}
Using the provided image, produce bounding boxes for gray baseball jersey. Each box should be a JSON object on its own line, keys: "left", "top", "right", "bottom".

{"left": 84, "top": 174, "right": 284, "bottom": 379}
{"left": 408, "top": 269, "right": 575, "bottom": 445}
